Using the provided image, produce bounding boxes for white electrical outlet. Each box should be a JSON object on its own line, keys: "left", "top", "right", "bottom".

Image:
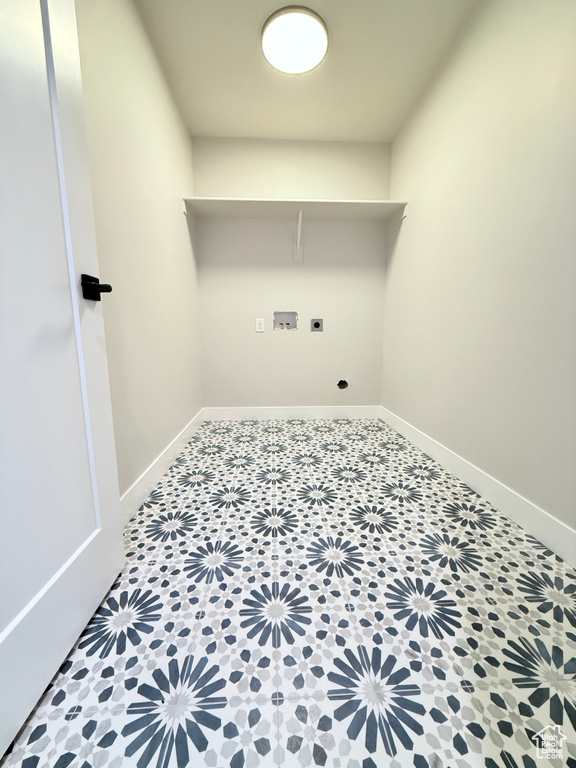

{"left": 255, "top": 318, "right": 265, "bottom": 333}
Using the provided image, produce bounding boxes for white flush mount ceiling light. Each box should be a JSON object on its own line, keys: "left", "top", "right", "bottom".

{"left": 262, "top": 6, "right": 328, "bottom": 75}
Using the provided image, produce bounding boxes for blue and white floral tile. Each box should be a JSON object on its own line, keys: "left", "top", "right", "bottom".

{"left": 2, "top": 418, "right": 576, "bottom": 768}
{"left": 465, "top": 682, "right": 574, "bottom": 768}
{"left": 272, "top": 662, "right": 492, "bottom": 768}
{"left": 274, "top": 671, "right": 573, "bottom": 768}
{"left": 199, "top": 701, "right": 280, "bottom": 768}
{"left": 6, "top": 708, "right": 127, "bottom": 768}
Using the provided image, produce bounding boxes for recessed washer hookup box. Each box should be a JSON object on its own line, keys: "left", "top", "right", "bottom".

{"left": 273, "top": 311, "right": 298, "bottom": 330}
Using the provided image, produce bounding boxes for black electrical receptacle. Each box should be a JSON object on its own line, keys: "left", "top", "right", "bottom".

{"left": 311, "top": 318, "right": 323, "bottom": 332}
{"left": 337, "top": 380, "right": 348, "bottom": 389}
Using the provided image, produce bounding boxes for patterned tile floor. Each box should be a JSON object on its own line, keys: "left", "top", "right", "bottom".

{"left": 2, "top": 419, "right": 575, "bottom": 768}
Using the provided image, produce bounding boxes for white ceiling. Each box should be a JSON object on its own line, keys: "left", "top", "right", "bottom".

{"left": 135, "top": 0, "right": 481, "bottom": 143}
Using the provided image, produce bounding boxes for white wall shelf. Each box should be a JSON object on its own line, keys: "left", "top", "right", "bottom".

{"left": 184, "top": 197, "right": 407, "bottom": 221}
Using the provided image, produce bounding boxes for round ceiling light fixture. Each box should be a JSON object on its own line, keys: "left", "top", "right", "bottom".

{"left": 262, "top": 6, "right": 328, "bottom": 75}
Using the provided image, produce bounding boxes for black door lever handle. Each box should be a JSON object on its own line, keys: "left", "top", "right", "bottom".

{"left": 81, "top": 274, "right": 113, "bottom": 301}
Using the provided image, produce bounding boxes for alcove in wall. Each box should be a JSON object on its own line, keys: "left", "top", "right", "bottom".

{"left": 185, "top": 196, "right": 406, "bottom": 408}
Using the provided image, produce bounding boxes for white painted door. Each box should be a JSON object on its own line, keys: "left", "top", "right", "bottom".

{"left": 0, "top": 0, "right": 124, "bottom": 754}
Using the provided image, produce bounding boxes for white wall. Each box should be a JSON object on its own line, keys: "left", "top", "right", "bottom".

{"left": 194, "top": 138, "right": 391, "bottom": 409}
{"left": 76, "top": 0, "right": 202, "bottom": 496}
{"left": 198, "top": 217, "right": 387, "bottom": 407}
{"left": 192, "top": 138, "right": 390, "bottom": 199}
{"left": 384, "top": 0, "right": 576, "bottom": 528}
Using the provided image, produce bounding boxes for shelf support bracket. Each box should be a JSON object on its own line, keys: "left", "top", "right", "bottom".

{"left": 294, "top": 207, "right": 304, "bottom": 263}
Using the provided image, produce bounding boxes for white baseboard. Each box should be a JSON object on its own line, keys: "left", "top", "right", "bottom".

{"left": 378, "top": 406, "right": 576, "bottom": 568}
{"left": 202, "top": 405, "right": 383, "bottom": 421}
{"left": 120, "top": 409, "right": 205, "bottom": 524}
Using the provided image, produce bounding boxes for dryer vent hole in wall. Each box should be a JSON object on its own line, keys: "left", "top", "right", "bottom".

{"left": 337, "top": 380, "right": 348, "bottom": 389}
